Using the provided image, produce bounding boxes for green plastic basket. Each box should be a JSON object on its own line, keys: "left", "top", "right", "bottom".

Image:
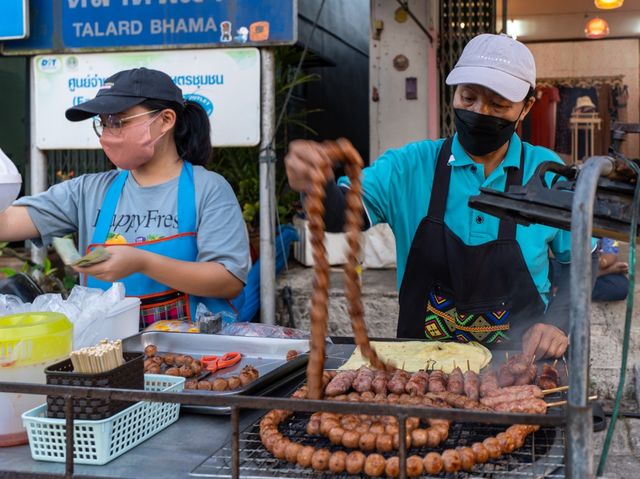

{"left": 22, "top": 374, "right": 184, "bottom": 465}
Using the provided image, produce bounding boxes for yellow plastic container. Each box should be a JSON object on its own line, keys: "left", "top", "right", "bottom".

{"left": 0, "top": 312, "right": 72, "bottom": 446}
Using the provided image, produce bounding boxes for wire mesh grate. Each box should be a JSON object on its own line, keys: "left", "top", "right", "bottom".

{"left": 191, "top": 411, "right": 565, "bottom": 478}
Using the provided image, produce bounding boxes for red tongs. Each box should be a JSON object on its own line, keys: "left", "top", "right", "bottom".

{"left": 201, "top": 352, "right": 242, "bottom": 372}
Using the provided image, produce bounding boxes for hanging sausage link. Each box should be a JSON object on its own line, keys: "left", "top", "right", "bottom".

{"left": 305, "top": 138, "right": 394, "bottom": 400}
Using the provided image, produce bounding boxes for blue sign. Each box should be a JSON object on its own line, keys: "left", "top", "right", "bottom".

{"left": 0, "top": 0, "right": 29, "bottom": 40}
{"left": 2, "top": 0, "right": 296, "bottom": 54}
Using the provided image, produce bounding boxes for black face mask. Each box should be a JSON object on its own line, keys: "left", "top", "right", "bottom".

{"left": 453, "top": 108, "right": 519, "bottom": 156}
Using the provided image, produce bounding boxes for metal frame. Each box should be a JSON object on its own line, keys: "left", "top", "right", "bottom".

{"left": 0, "top": 380, "right": 565, "bottom": 479}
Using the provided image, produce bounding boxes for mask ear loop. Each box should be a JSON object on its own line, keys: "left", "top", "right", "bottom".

{"left": 514, "top": 94, "right": 533, "bottom": 130}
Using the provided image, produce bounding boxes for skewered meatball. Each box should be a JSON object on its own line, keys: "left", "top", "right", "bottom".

{"left": 329, "top": 450, "right": 347, "bottom": 474}
{"left": 163, "top": 353, "right": 176, "bottom": 365}
{"left": 151, "top": 356, "right": 164, "bottom": 365}
{"left": 471, "top": 442, "right": 490, "bottom": 463}
{"left": 341, "top": 430, "right": 361, "bottom": 449}
{"left": 182, "top": 355, "right": 194, "bottom": 366}
{"left": 227, "top": 376, "right": 241, "bottom": 390}
{"left": 284, "top": 442, "right": 302, "bottom": 464}
{"left": 286, "top": 350, "right": 299, "bottom": 361}
{"left": 174, "top": 355, "right": 187, "bottom": 366}
{"left": 178, "top": 365, "right": 193, "bottom": 378}
{"left": 375, "top": 434, "right": 393, "bottom": 453}
{"left": 483, "top": 437, "right": 502, "bottom": 459}
{"left": 192, "top": 363, "right": 202, "bottom": 376}
{"left": 144, "top": 344, "right": 157, "bottom": 357}
{"left": 306, "top": 419, "right": 320, "bottom": 436}
{"left": 457, "top": 447, "right": 475, "bottom": 471}
{"left": 496, "top": 432, "right": 516, "bottom": 453}
{"left": 272, "top": 439, "right": 289, "bottom": 460}
{"left": 385, "top": 457, "right": 400, "bottom": 478}
{"left": 364, "top": 454, "right": 386, "bottom": 477}
{"left": 185, "top": 380, "right": 198, "bottom": 389}
{"left": 442, "top": 449, "right": 462, "bottom": 473}
{"left": 369, "top": 423, "right": 385, "bottom": 435}
{"left": 165, "top": 367, "right": 180, "bottom": 376}
{"left": 406, "top": 455, "right": 424, "bottom": 477}
{"left": 423, "top": 452, "right": 444, "bottom": 475}
{"left": 146, "top": 364, "right": 161, "bottom": 374}
{"left": 239, "top": 373, "right": 253, "bottom": 386}
{"left": 411, "top": 428, "right": 428, "bottom": 447}
{"left": 311, "top": 449, "right": 331, "bottom": 471}
{"left": 212, "top": 378, "right": 228, "bottom": 391}
{"left": 345, "top": 451, "right": 366, "bottom": 475}
{"left": 359, "top": 432, "right": 377, "bottom": 452}
{"left": 197, "top": 380, "right": 212, "bottom": 390}
{"left": 297, "top": 445, "right": 315, "bottom": 467}
{"left": 328, "top": 427, "right": 345, "bottom": 445}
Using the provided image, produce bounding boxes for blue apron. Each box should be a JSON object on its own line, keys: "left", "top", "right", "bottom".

{"left": 87, "top": 161, "right": 235, "bottom": 327}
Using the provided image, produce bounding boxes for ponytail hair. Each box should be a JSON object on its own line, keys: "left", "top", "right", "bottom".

{"left": 140, "top": 99, "right": 212, "bottom": 166}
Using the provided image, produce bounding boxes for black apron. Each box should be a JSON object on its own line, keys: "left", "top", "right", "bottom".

{"left": 397, "top": 138, "right": 545, "bottom": 346}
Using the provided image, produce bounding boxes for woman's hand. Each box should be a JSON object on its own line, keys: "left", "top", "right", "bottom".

{"left": 522, "top": 323, "right": 569, "bottom": 359}
{"left": 285, "top": 140, "right": 334, "bottom": 193}
{"left": 74, "top": 246, "right": 148, "bottom": 282}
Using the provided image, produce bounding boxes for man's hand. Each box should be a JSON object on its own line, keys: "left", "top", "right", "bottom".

{"left": 74, "top": 246, "right": 148, "bottom": 282}
{"left": 522, "top": 323, "right": 568, "bottom": 359}
{"left": 284, "top": 140, "right": 334, "bottom": 193}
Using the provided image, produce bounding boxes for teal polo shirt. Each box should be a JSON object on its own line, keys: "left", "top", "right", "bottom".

{"left": 338, "top": 133, "right": 573, "bottom": 307}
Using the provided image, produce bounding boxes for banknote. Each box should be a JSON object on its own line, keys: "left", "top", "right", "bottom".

{"left": 52, "top": 237, "right": 111, "bottom": 267}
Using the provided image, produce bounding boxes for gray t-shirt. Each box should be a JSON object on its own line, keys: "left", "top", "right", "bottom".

{"left": 14, "top": 165, "right": 250, "bottom": 283}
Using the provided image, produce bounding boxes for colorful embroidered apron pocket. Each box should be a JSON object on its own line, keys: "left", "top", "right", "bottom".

{"left": 423, "top": 289, "right": 511, "bottom": 345}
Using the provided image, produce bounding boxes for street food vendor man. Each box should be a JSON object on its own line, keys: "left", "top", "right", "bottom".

{"left": 286, "top": 33, "right": 575, "bottom": 359}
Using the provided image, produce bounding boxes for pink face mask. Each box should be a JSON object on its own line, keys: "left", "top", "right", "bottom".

{"left": 99, "top": 114, "right": 165, "bottom": 170}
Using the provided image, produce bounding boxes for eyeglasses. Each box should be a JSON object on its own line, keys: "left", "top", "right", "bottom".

{"left": 92, "top": 109, "right": 160, "bottom": 138}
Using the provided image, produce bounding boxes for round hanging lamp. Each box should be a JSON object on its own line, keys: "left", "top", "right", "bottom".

{"left": 594, "top": 0, "right": 623, "bottom": 10}
{"left": 585, "top": 17, "right": 610, "bottom": 39}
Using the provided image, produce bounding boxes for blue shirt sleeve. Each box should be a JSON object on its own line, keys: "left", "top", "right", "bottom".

{"left": 338, "top": 150, "right": 398, "bottom": 227}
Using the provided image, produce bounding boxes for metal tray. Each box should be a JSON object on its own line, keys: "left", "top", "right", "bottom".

{"left": 122, "top": 332, "right": 310, "bottom": 414}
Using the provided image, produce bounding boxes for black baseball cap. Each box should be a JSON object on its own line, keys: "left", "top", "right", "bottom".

{"left": 65, "top": 67, "right": 184, "bottom": 122}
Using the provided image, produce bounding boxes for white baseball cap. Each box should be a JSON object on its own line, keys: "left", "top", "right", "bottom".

{"left": 445, "top": 33, "right": 536, "bottom": 102}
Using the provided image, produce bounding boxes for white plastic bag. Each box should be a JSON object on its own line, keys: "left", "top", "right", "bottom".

{"left": 0, "top": 283, "right": 127, "bottom": 348}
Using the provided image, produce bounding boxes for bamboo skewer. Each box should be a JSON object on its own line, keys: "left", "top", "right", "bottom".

{"left": 546, "top": 395, "right": 597, "bottom": 408}
{"left": 70, "top": 340, "right": 125, "bottom": 374}
{"left": 542, "top": 385, "right": 569, "bottom": 395}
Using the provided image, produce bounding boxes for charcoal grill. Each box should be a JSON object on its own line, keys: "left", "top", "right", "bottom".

{"left": 191, "top": 400, "right": 566, "bottom": 479}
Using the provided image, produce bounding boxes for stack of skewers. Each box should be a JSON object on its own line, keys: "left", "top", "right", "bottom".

{"left": 69, "top": 339, "right": 124, "bottom": 374}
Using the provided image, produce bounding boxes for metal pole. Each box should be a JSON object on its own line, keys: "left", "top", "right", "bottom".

{"left": 567, "top": 155, "right": 614, "bottom": 479}
{"left": 259, "top": 48, "right": 276, "bottom": 325}
{"left": 29, "top": 61, "right": 47, "bottom": 266}
{"left": 501, "top": 0, "right": 508, "bottom": 34}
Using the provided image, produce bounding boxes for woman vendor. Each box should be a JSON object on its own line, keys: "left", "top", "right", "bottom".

{"left": 0, "top": 68, "right": 250, "bottom": 326}
{"left": 286, "top": 34, "right": 580, "bottom": 359}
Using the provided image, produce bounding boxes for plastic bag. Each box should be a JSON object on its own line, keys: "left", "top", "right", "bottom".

{"left": 220, "top": 322, "right": 311, "bottom": 339}
{"left": 0, "top": 283, "right": 128, "bottom": 348}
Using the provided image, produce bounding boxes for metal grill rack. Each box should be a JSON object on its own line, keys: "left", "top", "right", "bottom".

{"left": 191, "top": 412, "right": 565, "bottom": 478}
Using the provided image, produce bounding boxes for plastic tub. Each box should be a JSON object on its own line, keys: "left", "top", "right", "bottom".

{"left": 101, "top": 297, "right": 141, "bottom": 341}
{"left": 0, "top": 312, "right": 72, "bottom": 447}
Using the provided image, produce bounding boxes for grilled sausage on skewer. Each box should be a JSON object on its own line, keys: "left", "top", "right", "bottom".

{"left": 447, "top": 366, "right": 465, "bottom": 394}
{"left": 372, "top": 370, "right": 389, "bottom": 394}
{"left": 406, "top": 370, "right": 429, "bottom": 395}
{"left": 483, "top": 384, "right": 543, "bottom": 398}
{"left": 463, "top": 369, "right": 480, "bottom": 401}
{"left": 428, "top": 369, "right": 447, "bottom": 393}
{"left": 325, "top": 370, "right": 357, "bottom": 396}
{"left": 388, "top": 369, "right": 411, "bottom": 394}
{"left": 498, "top": 363, "right": 516, "bottom": 387}
{"left": 353, "top": 366, "right": 375, "bottom": 393}
{"left": 479, "top": 370, "right": 499, "bottom": 397}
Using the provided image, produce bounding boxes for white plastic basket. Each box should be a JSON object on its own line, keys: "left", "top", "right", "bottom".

{"left": 22, "top": 374, "right": 184, "bottom": 465}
